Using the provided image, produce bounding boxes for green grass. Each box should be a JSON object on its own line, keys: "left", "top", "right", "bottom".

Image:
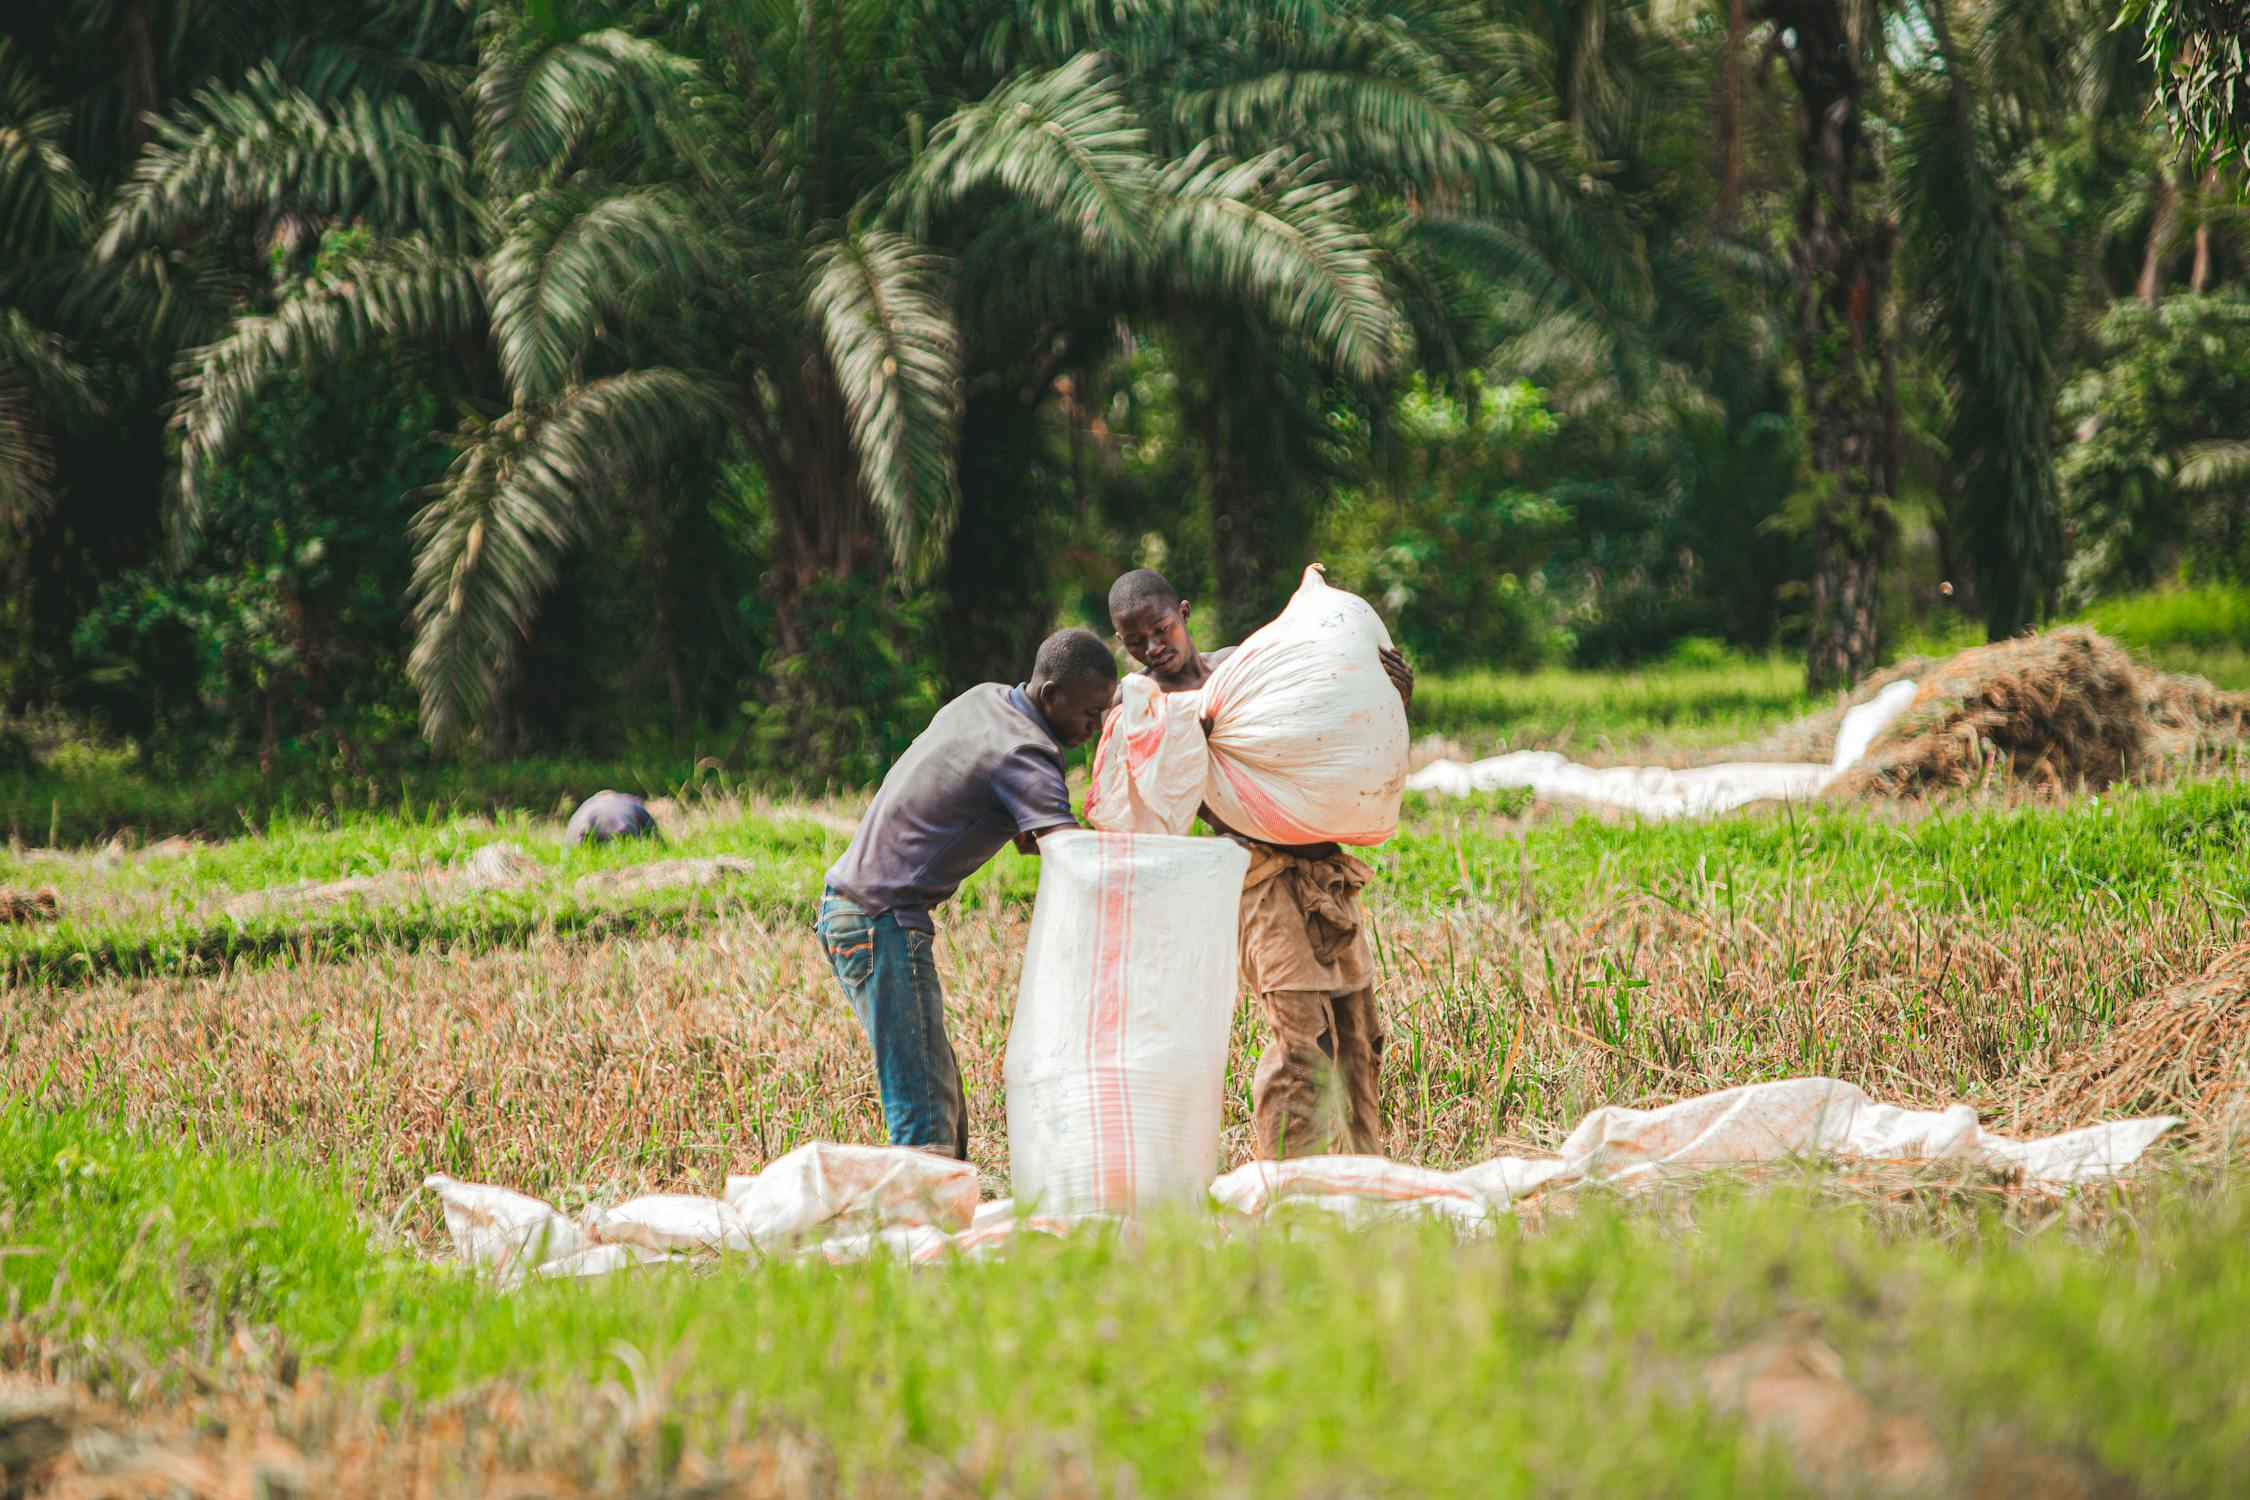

{"left": 13, "top": 772, "right": 2250, "bottom": 988}
{"left": 1411, "top": 648, "right": 1813, "bottom": 757}
{"left": 0, "top": 806, "right": 855, "bottom": 987}
{"left": 2077, "top": 581, "right": 2250, "bottom": 652}
{"left": 0, "top": 748, "right": 750, "bottom": 849}
{"left": 1897, "top": 582, "right": 2250, "bottom": 689}
{"left": 2, "top": 1104, "right": 2242, "bottom": 1496}
{"left": 1387, "top": 773, "right": 2250, "bottom": 924}
{"left": 2075, "top": 582, "right": 2250, "bottom": 688}
{"left": 10, "top": 583, "right": 2248, "bottom": 852}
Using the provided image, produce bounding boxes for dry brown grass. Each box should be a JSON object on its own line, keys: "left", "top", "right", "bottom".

{"left": 0, "top": 1364, "right": 914, "bottom": 1500}
{"left": 2011, "top": 941, "right": 2250, "bottom": 1135}
{"left": 0, "top": 888, "right": 58, "bottom": 924}
{"left": 5, "top": 871, "right": 2235, "bottom": 1237}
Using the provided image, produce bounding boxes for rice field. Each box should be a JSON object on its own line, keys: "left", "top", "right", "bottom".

{"left": 1, "top": 646, "right": 2246, "bottom": 1497}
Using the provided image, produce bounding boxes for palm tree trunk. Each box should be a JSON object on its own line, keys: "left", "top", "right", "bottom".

{"left": 1718, "top": 0, "right": 1747, "bottom": 223}
{"left": 1200, "top": 343, "right": 1314, "bottom": 638}
{"left": 2139, "top": 173, "right": 2180, "bottom": 306}
{"left": 940, "top": 388, "right": 1059, "bottom": 692}
{"left": 1769, "top": 0, "right": 1896, "bottom": 692}
{"left": 2191, "top": 168, "right": 2218, "bottom": 292}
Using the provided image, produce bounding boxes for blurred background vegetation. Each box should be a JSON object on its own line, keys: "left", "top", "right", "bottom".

{"left": 2, "top": 0, "right": 2247, "bottom": 812}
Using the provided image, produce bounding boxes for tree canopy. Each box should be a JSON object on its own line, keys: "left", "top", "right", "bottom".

{"left": 3, "top": 0, "right": 2246, "bottom": 777}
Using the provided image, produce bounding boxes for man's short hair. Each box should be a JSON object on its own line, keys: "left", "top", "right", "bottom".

{"left": 1032, "top": 627, "right": 1120, "bottom": 689}
{"left": 1107, "top": 568, "right": 1181, "bottom": 619}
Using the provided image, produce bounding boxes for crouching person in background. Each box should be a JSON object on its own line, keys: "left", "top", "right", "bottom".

{"left": 817, "top": 629, "right": 1118, "bottom": 1158}
{"left": 1107, "top": 568, "right": 1413, "bottom": 1159}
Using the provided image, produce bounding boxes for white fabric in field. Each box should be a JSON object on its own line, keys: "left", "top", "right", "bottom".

{"left": 1404, "top": 678, "right": 1921, "bottom": 819}
{"left": 430, "top": 1077, "right": 2176, "bottom": 1279}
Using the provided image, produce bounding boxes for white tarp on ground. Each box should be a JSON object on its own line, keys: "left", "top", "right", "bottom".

{"left": 426, "top": 1078, "right": 2179, "bottom": 1279}
{"left": 1404, "top": 678, "right": 1922, "bottom": 820}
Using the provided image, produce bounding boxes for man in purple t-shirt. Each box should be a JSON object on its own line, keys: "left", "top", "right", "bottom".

{"left": 818, "top": 628, "right": 1117, "bottom": 1158}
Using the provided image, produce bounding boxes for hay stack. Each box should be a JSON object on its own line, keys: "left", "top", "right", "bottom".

{"left": 1816, "top": 627, "right": 2250, "bottom": 799}
{"left": 2014, "top": 944, "right": 2250, "bottom": 1135}
{"left": 1827, "top": 629, "right": 2149, "bottom": 797}
{"left": 0, "top": 886, "right": 59, "bottom": 923}
{"left": 2141, "top": 668, "right": 2250, "bottom": 761}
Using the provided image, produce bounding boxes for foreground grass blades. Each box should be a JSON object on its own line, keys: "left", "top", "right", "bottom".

{"left": 1, "top": 1106, "right": 2243, "bottom": 1497}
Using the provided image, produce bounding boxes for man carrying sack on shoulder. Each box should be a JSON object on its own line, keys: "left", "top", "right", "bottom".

{"left": 1106, "top": 568, "right": 1413, "bottom": 1159}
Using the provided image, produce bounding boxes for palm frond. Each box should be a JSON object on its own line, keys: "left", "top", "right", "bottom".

{"left": 0, "top": 307, "right": 97, "bottom": 423}
{"left": 808, "top": 229, "right": 963, "bottom": 581}
{"left": 0, "top": 41, "right": 91, "bottom": 260}
{"left": 1151, "top": 149, "right": 1401, "bottom": 385}
{"left": 487, "top": 184, "right": 703, "bottom": 402}
{"left": 474, "top": 22, "right": 697, "bottom": 188}
{"left": 901, "top": 53, "right": 1153, "bottom": 259}
{"left": 2179, "top": 440, "right": 2250, "bottom": 493}
{"left": 407, "top": 367, "right": 726, "bottom": 747}
{"left": 0, "top": 306, "right": 95, "bottom": 526}
{"left": 1897, "top": 0, "right": 2062, "bottom": 637}
{"left": 72, "top": 239, "right": 258, "bottom": 355}
{"left": 97, "top": 64, "right": 474, "bottom": 260}
{"left": 0, "top": 377, "right": 57, "bottom": 528}
{"left": 168, "top": 241, "right": 481, "bottom": 549}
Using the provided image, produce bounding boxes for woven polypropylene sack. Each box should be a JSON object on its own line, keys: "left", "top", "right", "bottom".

{"left": 1084, "top": 673, "right": 1209, "bottom": 835}
{"left": 1201, "top": 565, "right": 1408, "bottom": 846}
{"left": 1004, "top": 830, "right": 1249, "bottom": 1215}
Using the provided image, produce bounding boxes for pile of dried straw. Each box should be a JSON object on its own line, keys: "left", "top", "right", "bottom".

{"left": 2013, "top": 943, "right": 2250, "bottom": 1136}
{"left": 1819, "top": 628, "right": 2250, "bottom": 798}
{"left": 0, "top": 886, "right": 58, "bottom": 923}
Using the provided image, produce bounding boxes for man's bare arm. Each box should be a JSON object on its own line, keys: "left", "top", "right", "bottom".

{"left": 1013, "top": 821, "right": 1080, "bottom": 855}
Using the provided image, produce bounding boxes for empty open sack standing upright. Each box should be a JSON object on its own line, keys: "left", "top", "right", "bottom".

{"left": 1004, "top": 830, "right": 1250, "bottom": 1215}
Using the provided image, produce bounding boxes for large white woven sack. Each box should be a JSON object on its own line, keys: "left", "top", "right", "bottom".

{"left": 1083, "top": 673, "right": 1209, "bottom": 835}
{"left": 1004, "top": 830, "right": 1249, "bottom": 1215}
{"left": 1200, "top": 565, "right": 1408, "bottom": 847}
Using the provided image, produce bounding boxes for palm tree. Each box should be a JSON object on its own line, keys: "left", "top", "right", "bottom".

{"left": 933, "top": 0, "right": 1650, "bottom": 648}
{"left": 0, "top": 42, "right": 98, "bottom": 530}
{"left": 1892, "top": 0, "right": 2064, "bottom": 639}
{"left": 100, "top": 1, "right": 1439, "bottom": 754}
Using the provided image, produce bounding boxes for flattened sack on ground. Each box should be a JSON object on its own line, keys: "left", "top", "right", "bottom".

{"left": 427, "top": 1080, "right": 2179, "bottom": 1279}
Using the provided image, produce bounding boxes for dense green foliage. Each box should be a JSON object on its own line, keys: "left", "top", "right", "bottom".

{"left": 1, "top": 0, "right": 2246, "bottom": 781}
{"left": 2118, "top": 0, "right": 2250, "bottom": 171}
{"left": 2059, "top": 295, "right": 2250, "bottom": 596}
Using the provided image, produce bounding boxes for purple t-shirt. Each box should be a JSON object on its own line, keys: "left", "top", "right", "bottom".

{"left": 824, "top": 684, "right": 1078, "bottom": 931}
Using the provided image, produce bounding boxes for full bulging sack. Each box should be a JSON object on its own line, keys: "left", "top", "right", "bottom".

{"left": 1004, "top": 830, "right": 1249, "bottom": 1215}
{"left": 1199, "top": 565, "right": 1408, "bottom": 846}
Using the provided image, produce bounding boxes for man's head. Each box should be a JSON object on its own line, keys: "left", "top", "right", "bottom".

{"left": 1029, "top": 627, "right": 1118, "bottom": 748}
{"left": 1107, "top": 568, "right": 1198, "bottom": 683}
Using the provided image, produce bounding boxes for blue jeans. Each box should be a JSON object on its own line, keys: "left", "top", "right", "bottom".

{"left": 816, "top": 891, "right": 967, "bottom": 1158}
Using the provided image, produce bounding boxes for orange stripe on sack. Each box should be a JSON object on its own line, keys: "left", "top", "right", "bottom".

{"left": 1124, "top": 713, "right": 1165, "bottom": 773}
{"left": 1084, "top": 711, "right": 1117, "bottom": 823}
{"left": 1087, "top": 833, "right": 1137, "bottom": 1211}
{"left": 1208, "top": 753, "right": 1326, "bottom": 845}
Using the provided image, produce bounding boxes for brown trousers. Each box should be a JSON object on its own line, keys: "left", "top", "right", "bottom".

{"left": 1237, "top": 843, "right": 1385, "bottom": 1159}
{"left": 1252, "top": 985, "right": 1384, "bottom": 1159}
